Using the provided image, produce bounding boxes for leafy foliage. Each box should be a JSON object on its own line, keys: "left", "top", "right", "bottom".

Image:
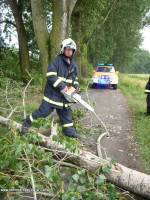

{"left": 0, "top": 117, "right": 124, "bottom": 200}
{"left": 123, "top": 49, "right": 150, "bottom": 73}
{"left": 72, "top": 0, "right": 150, "bottom": 73}
{"left": 58, "top": 159, "right": 122, "bottom": 200}
{"left": 0, "top": 47, "right": 20, "bottom": 81}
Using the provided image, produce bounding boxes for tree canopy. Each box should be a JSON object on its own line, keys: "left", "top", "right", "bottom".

{"left": 0, "top": 0, "right": 150, "bottom": 85}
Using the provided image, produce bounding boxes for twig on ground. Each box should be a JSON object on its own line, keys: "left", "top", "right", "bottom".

{"left": 100, "top": 146, "right": 108, "bottom": 160}
{"left": 6, "top": 82, "right": 18, "bottom": 119}
{"left": 85, "top": 81, "right": 93, "bottom": 128}
{"left": 97, "top": 132, "right": 109, "bottom": 157}
{"left": 7, "top": 106, "right": 18, "bottom": 119}
{"left": 36, "top": 192, "right": 54, "bottom": 197}
{"left": 23, "top": 149, "right": 37, "bottom": 200}
{"left": 22, "top": 70, "right": 33, "bottom": 119}
{"left": 53, "top": 155, "right": 78, "bottom": 169}
{"left": 6, "top": 82, "right": 13, "bottom": 111}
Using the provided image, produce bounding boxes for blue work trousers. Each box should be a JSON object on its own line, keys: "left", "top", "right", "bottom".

{"left": 25, "top": 100, "right": 76, "bottom": 137}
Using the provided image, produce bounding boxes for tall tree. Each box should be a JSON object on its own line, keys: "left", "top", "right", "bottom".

{"left": 72, "top": 0, "right": 113, "bottom": 78}
{"left": 72, "top": 0, "right": 150, "bottom": 74}
{"left": 8, "top": 0, "right": 30, "bottom": 81}
{"left": 30, "top": 0, "right": 77, "bottom": 90}
{"left": 88, "top": 0, "right": 150, "bottom": 71}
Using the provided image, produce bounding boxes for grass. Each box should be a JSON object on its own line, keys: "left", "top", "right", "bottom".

{"left": 118, "top": 74, "right": 150, "bottom": 172}
{"left": 0, "top": 125, "right": 8, "bottom": 136}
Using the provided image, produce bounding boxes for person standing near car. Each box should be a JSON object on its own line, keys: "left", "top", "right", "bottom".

{"left": 22, "top": 38, "right": 80, "bottom": 138}
{"left": 144, "top": 76, "right": 150, "bottom": 115}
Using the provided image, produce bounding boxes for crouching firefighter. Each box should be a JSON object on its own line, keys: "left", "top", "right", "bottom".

{"left": 22, "top": 38, "right": 81, "bottom": 138}
{"left": 144, "top": 76, "right": 150, "bottom": 115}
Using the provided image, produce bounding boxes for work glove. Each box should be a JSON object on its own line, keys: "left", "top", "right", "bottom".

{"left": 76, "top": 87, "right": 80, "bottom": 94}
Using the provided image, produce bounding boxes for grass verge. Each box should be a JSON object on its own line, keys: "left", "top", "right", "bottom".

{"left": 118, "top": 74, "right": 150, "bottom": 172}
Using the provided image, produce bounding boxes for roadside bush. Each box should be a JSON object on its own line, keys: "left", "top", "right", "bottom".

{"left": 0, "top": 47, "right": 21, "bottom": 81}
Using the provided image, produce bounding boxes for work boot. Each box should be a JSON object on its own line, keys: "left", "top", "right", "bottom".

{"left": 63, "top": 127, "right": 81, "bottom": 139}
{"left": 21, "top": 121, "right": 31, "bottom": 134}
{"left": 64, "top": 132, "right": 81, "bottom": 139}
{"left": 71, "top": 132, "right": 81, "bottom": 139}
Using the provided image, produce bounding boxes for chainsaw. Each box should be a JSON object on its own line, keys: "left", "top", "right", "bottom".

{"left": 61, "top": 86, "right": 94, "bottom": 112}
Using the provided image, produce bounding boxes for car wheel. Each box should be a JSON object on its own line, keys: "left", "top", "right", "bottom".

{"left": 113, "top": 84, "right": 117, "bottom": 90}
{"left": 92, "top": 83, "right": 97, "bottom": 88}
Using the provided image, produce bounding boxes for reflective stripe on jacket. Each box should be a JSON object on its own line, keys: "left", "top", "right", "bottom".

{"left": 44, "top": 54, "right": 79, "bottom": 109}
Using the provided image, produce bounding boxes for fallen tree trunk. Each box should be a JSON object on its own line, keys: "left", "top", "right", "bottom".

{"left": 0, "top": 115, "right": 150, "bottom": 199}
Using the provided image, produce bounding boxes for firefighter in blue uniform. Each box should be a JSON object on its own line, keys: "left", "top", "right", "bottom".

{"left": 22, "top": 38, "right": 80, "bottom": 138}
{"left": 144, "top": 76, "right": 150, "bottom": 115}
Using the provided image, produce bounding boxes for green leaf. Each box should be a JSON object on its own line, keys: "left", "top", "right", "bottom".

{"left": 95, "top": 174, "right": 106, "bottom": 185}
{"left": 44, "top": 165, "right": 60, "bottom": 183}
{"left": 102, "top": 164, "right": 112, "bottom": 173}
{"left": 45, "top": 165, "right": 53, "bottom": 182}
{"left": 110, "top": 156, "right": 115, "bottom": 164}
{"left": 15, "top": 144, "right": 23, "bottom": 156}
{"left": 79, "top": 177, "right": 86, "bottom": 184}
{"left": 52, "top": 135, "right": 59, "bottom": 142}
{"left": 44, "top": 123, "right": 51, "bottom": 129}
{"left": 71, "top": 168, "right": 76, "bottom": 174}
{"left": 77, "top": 185, "right": 86, "bottom": 192}
{"left": 32, "top": 121, "right": 41, "bottom": 129}
{"left": 72, "top": 174, "right": 79, "bottom": 182}
{"left": 3, "top": 175, "right": 11, "bottom": 183}
{"left": 70, "top": 197, "right": 80, "bottom": 200}
{"left": 88, "top": 176, "right": 94, "bottom": 184}
{"left": 62, "top": 194, "right": 70, "bottom": 200}
{"left": 26, "top": 143, "right": 33, "bottom": 153}
{"left": 78, "top": 169, "right": 85, "bottom": 175}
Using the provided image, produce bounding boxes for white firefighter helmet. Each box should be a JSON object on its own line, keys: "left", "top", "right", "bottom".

{"left": 60, "top": 38, "right": 76, "bottom": 55}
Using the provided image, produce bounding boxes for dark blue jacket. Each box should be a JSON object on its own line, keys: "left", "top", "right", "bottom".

{"left": 145, "top": 77, "right": 150, "bottom": 94}
{"left": 44, "top": 54, "right": 79, "bottom": 109}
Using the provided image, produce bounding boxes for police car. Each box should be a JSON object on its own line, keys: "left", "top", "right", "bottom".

{"left": 92, "top": 63, "right": 119, "bottom": 89}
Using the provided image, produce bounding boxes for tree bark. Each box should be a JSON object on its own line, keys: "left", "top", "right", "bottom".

{"left": 50, "top": 0, "right": 77, "bottom": 59}
{"left": 30, "top": 0, "right": 49, "bottom": 91}
{"left": 81, "top": 43, "right": 88, "bottom": 78}
{"left": 8, "top": 0, "right": 30, "bottom": 81}
{"left": 72, "top": 11, "right": 82, "bottom": 79}
{"left": 0, "top": 115, "right": 150, "bottom": 199}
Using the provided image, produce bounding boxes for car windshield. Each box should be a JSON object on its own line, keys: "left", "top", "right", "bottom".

{"left": 96, "top": 67, "right": 115, "bottom": 73}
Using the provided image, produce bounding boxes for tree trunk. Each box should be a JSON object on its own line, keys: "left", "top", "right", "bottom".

{"left": 30, "top": 0, "right": 49, "bottom": 91}
{"left": 50, "top": 0, "right": 77, "bottom": 60}
{"left": 8, "top": 0, "right": 30, "bottom": 82}
{"left": 74, "top": 40, "right": 81, "bottom": 79}
{"left": 0, "top": 115, "right": 150, "bottom": 199}
{"left": 72, "top": 11, "right": 82, "bottom": 79}
{"left": 81, "top": 43, "right": 88, "bottom": 78}
{"left": 31, "top": 0, "right": 77, "bottom": 91}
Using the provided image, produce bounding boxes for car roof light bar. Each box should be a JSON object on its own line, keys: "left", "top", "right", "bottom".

{"left": 98, "top": 63, "right": 113, "bottom": 66}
